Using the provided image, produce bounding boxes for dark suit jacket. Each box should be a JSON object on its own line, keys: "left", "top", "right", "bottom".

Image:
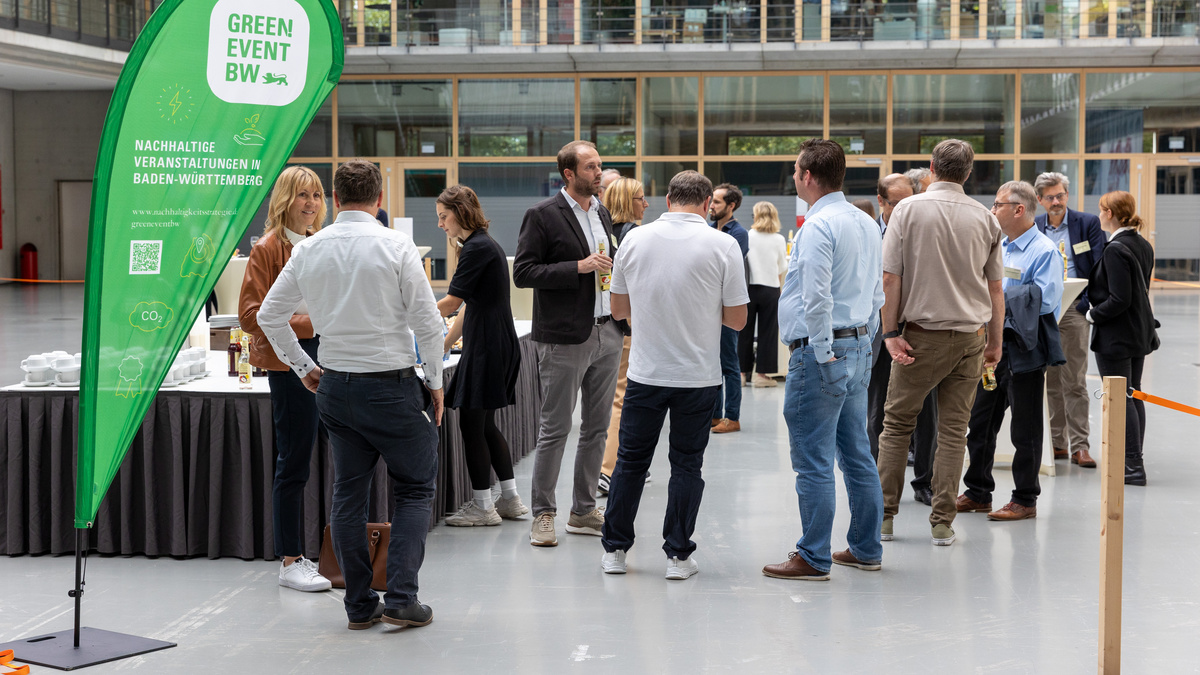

{"left": 1003, "top": 284, "right": 1066, "bottom": 374}
{"left": 1035, "top": 208, "right": 1105, "bottom": 314}
{"left": 513, "top": 191, "right": 616, "bottom": 345}
{"left": 1088, "top": 230, "right": 1158, "bottom": 359}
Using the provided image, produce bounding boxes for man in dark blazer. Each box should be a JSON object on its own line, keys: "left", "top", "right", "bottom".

{"left": 1033, "top": 172, "right": 1106, "bottom": 468}
{"left": 514, "top": 140, "right": 624, "bottom": 547}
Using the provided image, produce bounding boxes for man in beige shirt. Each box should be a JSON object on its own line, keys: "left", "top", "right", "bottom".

{"left": 876, "top": 139, "right": 1005, "bottom": 547}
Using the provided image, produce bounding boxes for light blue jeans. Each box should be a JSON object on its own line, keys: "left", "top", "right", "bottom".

{"left": 783, "top": 335, "right": 883, "bottom": 573}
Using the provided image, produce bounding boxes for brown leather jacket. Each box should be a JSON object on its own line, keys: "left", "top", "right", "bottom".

{"left": 238, "top": 230, "right": 315, "bottom": 371}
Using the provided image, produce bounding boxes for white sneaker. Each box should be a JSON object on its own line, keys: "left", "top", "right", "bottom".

{"left": 444, "top": 502, "right": 502, "bottom": 527}
{"left": 601, "top": 550, "right": 627, "bottom": 574}
{"left": 494, "top": 494, "right": 530, "bottom": 519}
{"left": 666, "top": 556, "right": 699, "bottom": 580}
{"left": 278, "top": 556, "right": 332, "bottom": 592}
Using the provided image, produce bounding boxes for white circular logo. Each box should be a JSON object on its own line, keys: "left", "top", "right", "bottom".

{"left": 206, "top": 0, "right": 310, "bottom": 106}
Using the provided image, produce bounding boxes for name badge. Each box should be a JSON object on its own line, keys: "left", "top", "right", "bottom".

{"left": 1004, "top": 266, "right": 1023, "bottom": 280}
{"left": 1073, "top": 240, "right": 1091, "bottom": 255}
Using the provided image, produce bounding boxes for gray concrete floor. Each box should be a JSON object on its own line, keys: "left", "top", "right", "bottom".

{"left": 1, "top": 284, "right": 1199, "bottom": 673}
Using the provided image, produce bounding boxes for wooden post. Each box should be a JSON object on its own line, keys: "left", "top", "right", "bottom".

{"left": 1099, "top": 375, "right": 1126, "bottom": 674}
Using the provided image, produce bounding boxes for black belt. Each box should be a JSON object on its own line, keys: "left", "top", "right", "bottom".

{"left": 594, "top": 315, "right": 611, "bottom": 326}
{"left": 789, "top": 325, "right": 869, "bottom": 352}
{"left": 324, "top": 367, "right": 417, "bottom": 380}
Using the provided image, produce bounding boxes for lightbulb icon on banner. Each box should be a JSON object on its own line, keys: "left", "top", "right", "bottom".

{"left": 157, "top": 83, "right": 194, "bottom": 124}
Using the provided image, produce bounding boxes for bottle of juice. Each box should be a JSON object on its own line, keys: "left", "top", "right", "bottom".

{"left": 227, "top": 329, "right": 241, "bottom": 377}
{"left": 597, "top": 241, "right": 611, "bottom": 291}
{"left": 238, "top": 334, "right": 252, "bottom": 388}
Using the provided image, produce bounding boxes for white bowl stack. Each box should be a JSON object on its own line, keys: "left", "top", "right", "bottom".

{"left": 21, "top": 351, "right": 81, "bottom": 387}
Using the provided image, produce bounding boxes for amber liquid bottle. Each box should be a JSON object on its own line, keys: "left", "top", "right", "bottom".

{"left": 238, "top": 335, "right": 253, "bottom": 388}
{"left": 228, "top": 329, "right": 241, "bottom": 377}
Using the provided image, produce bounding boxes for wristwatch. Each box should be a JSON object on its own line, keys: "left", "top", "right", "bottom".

{"left": 882, "top": 330, "right": 901, "bottom": 340}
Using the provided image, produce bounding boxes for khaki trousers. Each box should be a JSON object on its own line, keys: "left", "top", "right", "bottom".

{"left": 601, "top": 336, "right": 632, "bottom": 477}
{"left": 1046, "top": 307, "right": 1091, "bottom": 453}
{"left": 877, "top": 326, "right": 986, "bottom": 527}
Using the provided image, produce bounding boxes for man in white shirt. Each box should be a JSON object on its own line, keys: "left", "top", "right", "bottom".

{"left": 258, "top": 160, "right": 444, "bottom": 632}
{"left": 599, "top": 171, "right": 748, "bottom": 580}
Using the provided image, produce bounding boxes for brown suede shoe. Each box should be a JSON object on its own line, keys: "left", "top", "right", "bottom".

{"left": 712, "top": 419, "right": 741, "bottom": 434}
{"left": 711, "top": 418, "right": 723, "bottom": 429}
{"left": 1071, "top": 449, "right": 1097, "bottom": 468}
{"left": 832, "top": 549, "right": 881, "bottom": 571}
{"left": 1053, "top": 447, "right": 1068, "bottom": 460}
{"left": 956, "top": 494, "right": 992, "bottom": 513}
{"left": 762, "top": 551, "right": 830, "bottom": 580}
{"left": 987, "top": 502, "right": 1037, "bottom": 521}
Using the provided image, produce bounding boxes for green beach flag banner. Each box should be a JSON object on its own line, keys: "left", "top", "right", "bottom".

{"left": 76, "top": 0, "right": 343, "bottom": 527}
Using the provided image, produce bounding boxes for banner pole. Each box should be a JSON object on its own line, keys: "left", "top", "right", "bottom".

{"left": 72, "top": 529, "right": 84, "bottom": 648}
{"left": 1098, "top": 375, "right": 1126, "bottom": 674}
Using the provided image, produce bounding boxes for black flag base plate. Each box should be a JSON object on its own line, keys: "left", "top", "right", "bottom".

{"left": 0, "top": 628, "right": 175, "bottom": 671}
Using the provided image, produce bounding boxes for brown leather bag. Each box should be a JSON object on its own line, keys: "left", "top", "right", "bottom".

{"left": 317, "top": 523, "right": 390, "bottom": 592}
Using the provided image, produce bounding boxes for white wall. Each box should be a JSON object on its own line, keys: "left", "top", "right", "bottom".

{"left": 0, "top": 88, "right": 13, "bottom": 280}
{"left": 13, "top": 90, "right": 111, "bottom": 280}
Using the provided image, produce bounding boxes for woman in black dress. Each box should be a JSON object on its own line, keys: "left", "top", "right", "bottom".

{"left": 1087, "top": 190, "right": 1158, "bottom": 486}
{"left": 435, "top": 185, "right": 527, "bottom": 525}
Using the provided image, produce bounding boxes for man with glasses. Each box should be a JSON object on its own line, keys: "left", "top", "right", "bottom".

{"left": 957, "top": 181, "right": 1064, "bottom": 522}
{"left": 876, "top": 140, "right": 1004, "bottom": 547}
{"left": 1033, "top": 172, "right": 1105, "bottom": 469}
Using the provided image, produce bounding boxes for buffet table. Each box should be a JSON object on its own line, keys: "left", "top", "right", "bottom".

{"left": 0, "top": 322, "right": 539, "bottom": 560}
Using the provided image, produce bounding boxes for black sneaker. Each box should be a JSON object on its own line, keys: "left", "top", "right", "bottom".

{"left": 382, "top": 603, "right": 434, "bottom": 628}
{"left": 347, "top": 603, "right": 384, "bottom": 630}
{"left": 597, "top": 473, "right": 611, "bottom": 496}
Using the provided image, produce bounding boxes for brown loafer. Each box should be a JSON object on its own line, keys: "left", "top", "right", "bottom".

{"left": 711, "top": 418, "right": 723, "bottom": 429}
{"left": 1053, "top": 447, "right": 1068, "bottom": 460}
{"left": 832, "top": 549, "right": 881, "bottom": 571}
{"left": 987, "top": 501, "right": 1037, "bottom": 521}
{"left": 956, "top": 494, "right": 992, "bottom": 513}
{"left": 1071, "top": 449, "right": 1097, "bottom": 468}
{"left": 712, "top": 419, "right": 741, "bottom": 434}
{"left": 763, "top": 551, "right": 830, "bottom": 580}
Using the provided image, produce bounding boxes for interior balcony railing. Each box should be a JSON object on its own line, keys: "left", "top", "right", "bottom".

{"left": 4, "top": 0, "right": 1194, "bottom": 53}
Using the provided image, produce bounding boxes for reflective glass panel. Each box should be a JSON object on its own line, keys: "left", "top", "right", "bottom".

{"left": 704, "top": 76, "right": 822, "bottom": 156}
{"left": 459, "top": 79, "right": 575, "bottom": 157}
{"left": 1083, "top": 159, "right": 1131, "bottom": 214}
{"left": 1021, "top": 73, "right": 1079, "bottom": 153}
{"left": 1086, "top": 72, "right": 1200, "bottom": 153}
{"left": 457, "top": 163, "right": 560, "bottom": 254}
{"left": 1153, "top": 0, "right": 1199, "bottom": 36}
{"left": 1154, "top": 166, "right": 1200, "bottom": 280}
{"left": 294, "top": 95, "right": 333, "bottom": 157}
{"left": 582, "top": 79, "right": 636, "bottom": 157}
{"left": 336, "top": 80, "right": 452, "bottom": 157}
{"left": 643, "top": 77, "right": 698, "bottom": 156}
{"left": 830, "top": 75, "right": 887, "bottom": 155}
{"left": 893, "top": 74, "right": 1015, "bottom": 154}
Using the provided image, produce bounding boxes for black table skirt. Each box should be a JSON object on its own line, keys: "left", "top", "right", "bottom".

{"left": 0, "top": 336, "right": 540, "bottom": 560}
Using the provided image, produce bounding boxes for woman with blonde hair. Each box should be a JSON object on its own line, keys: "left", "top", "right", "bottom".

{"left": 238, "top": 165, "right": 332, "bottom": 592}
{"left": 598, "top": 176, "right": 648, "bottom": 495}
{"left": 740, "top": 201, "right": 788, "bottom": 387}
{"left": 1087, "top": 190, "right": 1158, "bottom": 485}
{"left": 436, "top": 185, "right": 528, "bottom": 525}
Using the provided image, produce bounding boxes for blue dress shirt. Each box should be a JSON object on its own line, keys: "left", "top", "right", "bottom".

{"left": 778, "top": 192, "right": 884, "bottom": 363}
{"left": 1041, "top": 219, "right": 1075, "bottom": 278}
{"left": 1003, "top": 224, "right": 1064, "bottom": 317}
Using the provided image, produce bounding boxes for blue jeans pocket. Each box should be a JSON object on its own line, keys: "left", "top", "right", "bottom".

{"left": 818, "top": 357, "right": 849, "bottom": 397}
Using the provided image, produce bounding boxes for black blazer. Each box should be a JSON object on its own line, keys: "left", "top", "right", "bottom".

{"left": 1035, "top": 208, "right": 1106, "bottom": 313}
{"left": 513, "top": 191, "right": 616, "bottom": 344}
{"left": 1088, "top": 230, "right": 1158, "bottom": 359}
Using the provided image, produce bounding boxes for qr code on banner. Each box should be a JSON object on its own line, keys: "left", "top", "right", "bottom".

{"left": 129, "top": 240, "right": 162, "bottom": 275}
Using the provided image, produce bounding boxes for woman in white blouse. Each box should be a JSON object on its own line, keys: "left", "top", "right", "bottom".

{"left": 740, "top": 201, "right": 789, "bottom": 387}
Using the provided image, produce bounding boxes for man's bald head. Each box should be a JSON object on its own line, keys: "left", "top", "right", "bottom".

{"left": 876, "top": 173, "right": 914, "bottom": 226}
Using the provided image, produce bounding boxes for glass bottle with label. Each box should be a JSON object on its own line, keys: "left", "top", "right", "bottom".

{"left": 238, "top": 334, "right": 252, "bottom": 388}
{"left": 982, "top": 365, "right": 998, "bottom": 391}
{"left": 227, "top": 328, "right": 241, "bottom": 377}
{"left": 597, "top": 240, "right": 612, "bottom": 292}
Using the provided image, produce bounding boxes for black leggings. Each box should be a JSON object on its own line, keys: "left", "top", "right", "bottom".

{"left": 1093, "top": 353, "right": 1146, "bottom": 461}
{"left": 458, "top": 408, "right": 515, "bottom": 491}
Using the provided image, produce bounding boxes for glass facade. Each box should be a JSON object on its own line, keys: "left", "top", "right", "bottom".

{"left": 294, "top": 69, "right": 1200, "bottom": 279}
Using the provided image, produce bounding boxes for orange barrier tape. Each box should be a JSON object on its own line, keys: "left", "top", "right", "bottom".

{"left": 0, "top": 278, "right": 83, "bottom": 283}
{"left": 1130, "top": 390, "right": 1200, "bottom": 417}
{"left": 0, "top": 649, "right": 30, "bottom": 675}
